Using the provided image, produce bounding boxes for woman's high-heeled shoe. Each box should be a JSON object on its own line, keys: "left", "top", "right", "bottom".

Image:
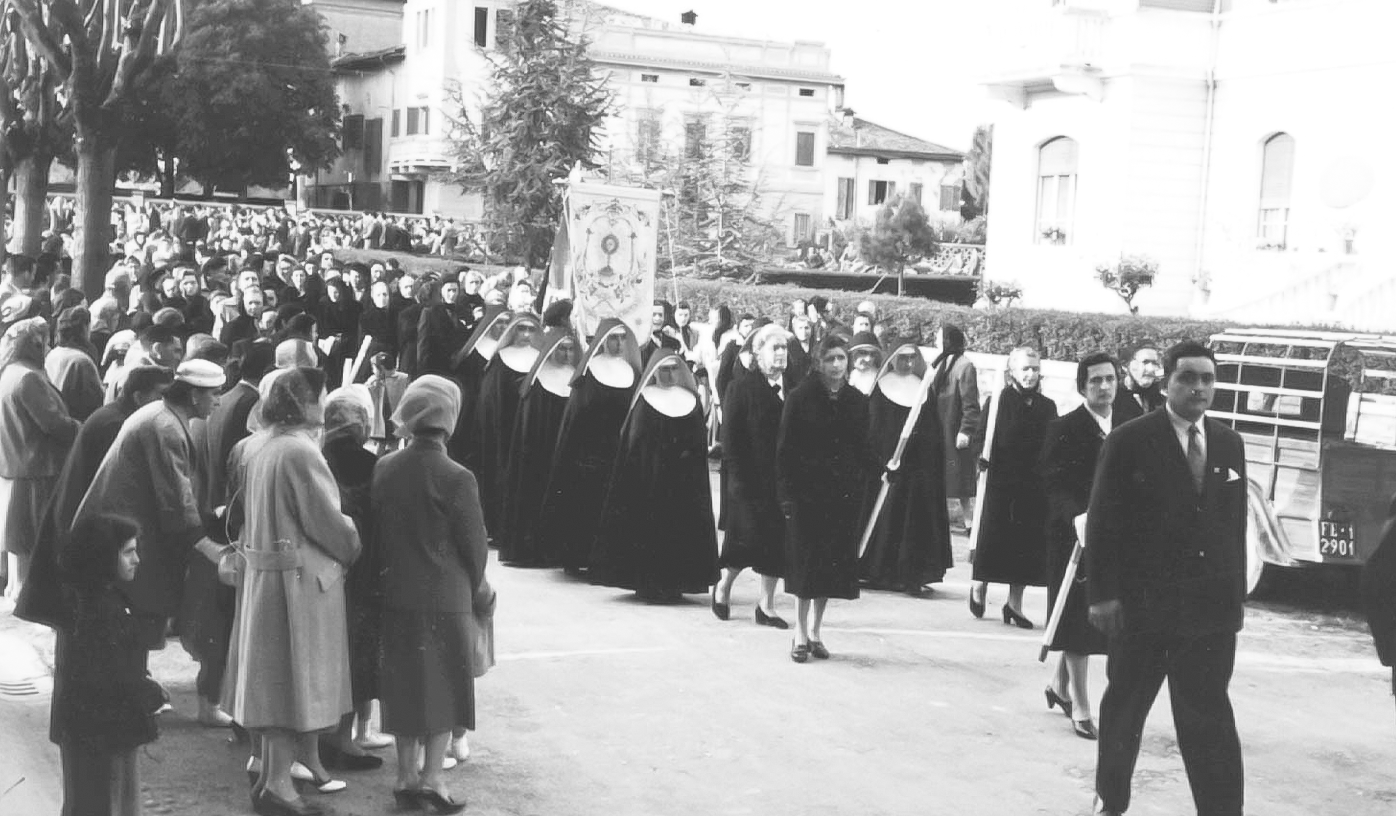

{"left": 968, "top": 586, "right": 986, "bottom": 619}
{"left": 256, "top": 788, "right": 324, "bottom": 816}
{"left": 393, "top": 788, "right": 423, "bottom": 811}
{"left": 1044, "top": 687, "right": 1073, "bottom": 719}
{"left": 414, "top": 787, "right": 467, "bottom": 814}
{"left": 1072, "top": 719, "right": 1098, "bottom": 740}
{"left": 1002, "top": 604, "right": 1034, "bottom": 629}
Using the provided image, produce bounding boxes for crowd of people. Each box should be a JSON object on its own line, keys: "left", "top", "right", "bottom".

{"left": 0, "top": 194, "right": 1250, "bottom": 816}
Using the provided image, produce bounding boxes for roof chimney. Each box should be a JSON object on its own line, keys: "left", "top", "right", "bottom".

{"left": 681, "top": 10, "right": 697, "bottom": 26}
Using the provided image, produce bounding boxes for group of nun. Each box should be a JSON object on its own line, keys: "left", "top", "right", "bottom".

{"left": 459, "top": 303, "right": 954, "bottom": 662}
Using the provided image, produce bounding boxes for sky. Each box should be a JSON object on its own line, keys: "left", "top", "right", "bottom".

{"left": 596, "top": 0, "right": 996, "bottom": 152}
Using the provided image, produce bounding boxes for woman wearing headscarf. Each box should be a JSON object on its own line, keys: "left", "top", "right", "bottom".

{"left": 474, "top": 312, "right": 543, "bottom": 534}
{"left": 356, "top": 280, "right": 397, "bottom": 379}
{"left": 537, "top": 319, "right": 643, "bottom": 574}
{"left": 445, "top": 307, "right": 511, "bottom": 470}
{"left": 859, "top": 343, "right": 953, "bottom": 595}
{"left": 223, "top": 367, "right": 361, "bottom": 812}
{"left": 46, "top": 306, "right": 104, "bottom": 421}
{"left": 714, "top": 324, "right": 794, "bottom": 627}
{"left": 1, "top": 317, "right": 80, "bottom": 600}
{"left": 931, "top": 323, "right": 981, "bottom": 532}
{"left": 322, "top": 385, "right": 393, "bottom": 764}
{"left": 777, "top": 334, "right": 874, "bottom": 662}
{"left": 590, "top": 350, "right": 719, "bottom": 601}
{"left": 374, "top": 375, "right": 491, "bottom": 814}
{"left": 219, "top": 285, "right": 266, "bottom": 351}
{"left": 318, "top": 278, "right": 361, "bottom": 389}
{"left": 847, "top": 331, "right": 884, "bottom": 397}
{"left": 51, "top": 513, "right": 162, "bottom": 816}
{"left": 498, "top": 329, "right": 579, "bottom": 566}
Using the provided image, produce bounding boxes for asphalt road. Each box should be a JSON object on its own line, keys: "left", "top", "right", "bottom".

{"left": 2, "top": 521, "right": 1391, "bottom": 816}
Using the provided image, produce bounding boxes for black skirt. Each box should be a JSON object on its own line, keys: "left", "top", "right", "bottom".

{"left": 379, "top": 608, "right": 476, "bottom": 737}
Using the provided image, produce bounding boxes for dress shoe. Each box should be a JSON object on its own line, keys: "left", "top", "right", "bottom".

{"left": 393, "top": 788, "right": 423, "bottom": 811}
{"left": 808, "top": 640, "right": 830, "bottom": 660}
{"left": 197, "top": 702, "right": 234, "bottom": 728}
{"left": 1072, "top": 719, "right": 1098, "bottom": 740}
{"left": 413, "top": 787, "right": 467, "bottom": 814}
{"left": 290, "top": 763, "right": 346, "bottom": 793}
{"left": 1044, "top": 687, "right": 1073, "bottom": 719}
{"left": 256, "top": 788, "right": 324, "bottom": 816}
{"left": 710, "top": 586, "right": 730, "bottom": 621}
{"left": 1002, "top": 604, "right": 1035, "bottom": 630}
{"left": 322, "top": 743, "right": 384, "bottom": 771}
{"left": 755, "top": 606, "right": 788, "bottom": 629}
{"left": 354, "top": 731, "right": 394, "bottom": 751}
{"left": 968, "top": 586, "right": 986, "bottom": 619}
{"left": 790, "top": 639, "right": 810, "bottom": 663}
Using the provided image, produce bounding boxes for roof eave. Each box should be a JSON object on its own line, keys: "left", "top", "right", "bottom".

{"left": 827, "top": 146, "right": 964, "bottom": 162}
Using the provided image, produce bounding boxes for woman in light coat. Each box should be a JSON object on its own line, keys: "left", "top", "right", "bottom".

{"left": 223, "top": 366, "right": 361, "bottom": 814}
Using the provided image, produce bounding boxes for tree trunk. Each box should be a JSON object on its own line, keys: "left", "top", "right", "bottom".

{"left": 72, "top": 143, "right": 118, "bottom": 300}
{"left": 898, "top": 263, "right": 906, "bottom": 296}
{"left": 10, "top": 150, "right": 53, "bottom": 258}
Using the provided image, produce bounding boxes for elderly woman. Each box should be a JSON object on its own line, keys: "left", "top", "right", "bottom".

{"left": 374, "top": 375, "right": 491, "bottom": 814}
{"left": 777, "top": 334, "right": 874, "bottom": 663}
{"left": 47, "top": 306, "right": 105, "bottom": 421}
{"left": 1, "top": 317, "right": 80, "bottom": 601}
{"left": 223, "top": 367, "right": 362, "bottom": 813}
{"left": 322, "top": 385, "right": 393, "bottom": 762}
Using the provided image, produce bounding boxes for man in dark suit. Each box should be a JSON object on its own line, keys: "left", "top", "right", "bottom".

{"left": 1112, "top": 344, "right": 1165, "bottom": 422}
{"left": 1087, "top": 340, "right": 1247, "bottom": 816}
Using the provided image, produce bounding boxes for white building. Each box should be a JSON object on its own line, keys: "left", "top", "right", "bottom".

{"left": 824, "top": 111, "right": 965, "bottom": 230}
{"left": 304, "top": 2, "right": 961, "bottom": 251}
{"left": 981, "top": 0, "right": 1396, "bottom": 330}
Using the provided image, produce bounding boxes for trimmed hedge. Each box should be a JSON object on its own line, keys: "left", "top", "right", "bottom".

{"left": 662, "top": 277, "right": 1234, "bottom": 361}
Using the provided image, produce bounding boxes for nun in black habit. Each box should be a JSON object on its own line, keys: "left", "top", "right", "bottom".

{"left": 474, "top": 312, "right": 543, "bottom": 534}
{"left": 590, "top": 349, "right": 719, "bottom": 601}
{"left": 858, "top": 343, "right": 953, "bottom": 595}
{"left": 445, "top": 307, "right": 511, "bottom": 470}
{"left": 498, "top": 329, "right": 579, "bottom": 566}
{"left": 537, "top": 319, "right": 643, "bottom": 574}
{"left": 777, "top": 333, "right": 875, "bottom": 662}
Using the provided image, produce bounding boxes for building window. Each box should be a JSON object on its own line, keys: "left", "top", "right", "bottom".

{"left": 736, "top": 82, "right": 752, "bottom": 91}
{"left": 636, "top": 110, "right": 662, "bottom": 164}
{"left": 684, "top": 116, "right": 706, "bottom": 159}
{"left": 868, "top": 180, "right": 895, "bottom": 205}
{"left": 495, "top": 8, "right": 514, "bottom": 47}
{"left": 343, "top": 114, "right": 365, "bottom": 149}
{"left": 689, "top": 77, "right": 707, "bottom": 87}
{"left": 836, "top": 177, "right": 855, "bottom": 219}
{"left": 1036, "top": 136, "right": 1078, "bottom": 245}
{"left": 640, "top": 73, "right": 658, "bottom": 83}
{"left": 391, "top": 109, "right": 400, "bottom": 137}
{"left": 793, "top": 213, "right": 812, "bottom": 243}
{"left": 938, "top": 184, "right": 960, "bottom": 211}
{"left": 908, "top": 182, "right": 923, "bottom": 206}
{"left": 729, "top": 125, "right": 752, "bottom": 160}
{"left": 795, "top": 131, "right": 815, "bottom": 167}
{"left": 1258, "top": 132, "right": 1295, "bottom": 249}
{"left": 798, "top": 88, "right": 815, "bottom": 97}
{"left": 416, "top": 8, "right": 432, "bottom": 48}
{"left": 473, "top": 6, "right": 488, "bottom": 48}
{"left": 405, "top": 106, "right": 429, "bottom": 136}
{"left": 875, "top": 157, "right": 889, "bottom": 165}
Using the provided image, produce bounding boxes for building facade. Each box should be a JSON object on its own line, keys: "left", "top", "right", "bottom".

{"left": 981, "top": 0, "right": 1396, "bottom": 329}
{"left": 824, "top": 111, "right": 965, "bottom": 231}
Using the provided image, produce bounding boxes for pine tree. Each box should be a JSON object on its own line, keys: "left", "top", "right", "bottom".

{"left": 446, "top": 0, "right": 614, "bottom": 269}
{"left": 858, "top": 196, "right": 938, "bottom": 295}
{"left": 960, "top": 123, "right": 992, "bottom": 221}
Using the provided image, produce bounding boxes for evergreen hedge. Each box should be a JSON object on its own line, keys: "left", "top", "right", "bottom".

{"left": 663, "top": 277, "right": 1235, "bottom": 361}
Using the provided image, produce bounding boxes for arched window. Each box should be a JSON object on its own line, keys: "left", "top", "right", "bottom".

{"left": 1258, "top": 133, "right": 1295, "bottom": 249}
{"left": 1036, "top": 137, "right": 1077, "bottom": 245}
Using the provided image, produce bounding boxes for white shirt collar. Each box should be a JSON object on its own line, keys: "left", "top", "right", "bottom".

{"left": 1165, "top": 403, "right": 1207, "bottom": 456}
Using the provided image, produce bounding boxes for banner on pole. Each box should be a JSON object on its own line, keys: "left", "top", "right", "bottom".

{"left": 550, "top": 181, "right": 660, "bottom": 341}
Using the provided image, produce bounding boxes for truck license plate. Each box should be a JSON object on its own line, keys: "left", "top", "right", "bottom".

{"left": 1318, "top": 521, "right": 1356, "bottom": 559}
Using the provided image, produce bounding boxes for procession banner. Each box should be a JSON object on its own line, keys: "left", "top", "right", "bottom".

{"left": 557, "top": 181, "right": 660, "bottom": 341}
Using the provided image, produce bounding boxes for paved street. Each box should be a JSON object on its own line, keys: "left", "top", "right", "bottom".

{"left": 2, "top": 521, "right": 1392, "bottom": 816}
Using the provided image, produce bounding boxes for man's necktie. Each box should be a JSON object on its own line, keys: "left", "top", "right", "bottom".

{"left": 1187, "top": 424, "right": 1205, "bottom": 494}
{"left": 771, "top": 382, "right": 783, "bottom": 401}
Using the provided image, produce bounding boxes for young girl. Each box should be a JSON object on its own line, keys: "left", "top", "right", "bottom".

{"left": 52, "top": 513, "right": 163, "bottom": 816}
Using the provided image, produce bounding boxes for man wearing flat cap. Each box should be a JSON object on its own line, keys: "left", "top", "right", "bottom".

{"left": 73, "top": 359, "right": 231, "bottom": 667}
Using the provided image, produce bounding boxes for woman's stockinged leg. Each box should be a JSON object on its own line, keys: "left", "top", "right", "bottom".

{"left": 795, "top": 597, "right": 812, "bottom": 645}
{"left": 759, "top": 574, "right": 779, "bottom": 614}
{"left": 1065, "top": 652, "right": 1093, "bottom": 723}
{"left": 810, "top": 598, "right": 828, "bottom": 642}
{"left": 395, "top": 736, "right": 421, "bottom": 791}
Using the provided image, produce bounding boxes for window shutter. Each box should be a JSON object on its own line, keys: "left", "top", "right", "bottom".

{"left": 391, "top": 110, "right": 400, "bottom": 137}
{"left": 406, "top": 107, "right": 419, "bottom": 135}
{"left": 837, "top": 178, "right": 853, "bottom": 219}
{"left": 420, "top": 107, "right": 430, "bottom": 136}
{"left": 474, "top": 7, "right": 488, "bottom": 47}
{"left": 795, "top": 132, "right": 815, "bottom": 167}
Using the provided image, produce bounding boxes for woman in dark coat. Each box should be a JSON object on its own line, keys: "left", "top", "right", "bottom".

{"left": 445, "top": 307, "right": 510, "bottom": 470}
{"left": 218, "top": 286, "right": 265, "bottom": 351}
{"left": 375, "top": 375, "right": 491, "bottom": 814}
{"left": 473, "top": 313, "right": 542, "bottom": 534}
{"left": 970, "top": 347, "right": 1058, "bottom": 627}
{"left": 537, "top": 319, "right": 642, "bottom": 574}
{"left": 318, "top": 278, "right": 361, "bottom": 389}
{"left": 714, "top": 323, "right": 791, "bottom": 627}
{"left": 51, "top": 513, "right": 162, "bottom": 816}
{"left": 859, "top": 343, "right": 953, "bottom": 594}
{"left": 1039, "top": 352, "right": 1118, "bottom": 740}
{"left": 499, "top": 329, "right": 578, "bottom": 566}
{"left": 356, "top": 280, "right": 397, "bottom": 379}
{"left": 323, "top": 386, "right": 392, "bottom": 761}
{"left": 931, "top": 324, "right": 981, "bottom": 526}
{"left": 777, "top": 334, "right": 874, "bottom": 662}
{"left": 590, "top": 349, "right": 718, "bottom": 600}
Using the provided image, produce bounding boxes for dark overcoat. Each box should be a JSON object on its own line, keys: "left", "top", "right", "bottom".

{"left": 719, "top": 369, "right": 791, "bottom": 577}
{"left": 971, "top": 385, "right": 1057, "bottom": 586}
